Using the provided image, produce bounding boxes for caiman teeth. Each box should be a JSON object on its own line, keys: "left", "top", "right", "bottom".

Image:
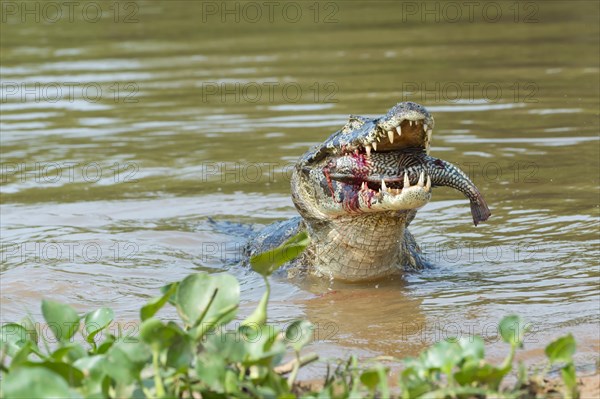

{"left": 374, "top": 117, "right": 432, "bottom": 149}
{"left": 418, "top": 171, "right": 425, "bottom": 187}
{"left": 404, "top": 173, "right": 410, "bottom": 188}
{"left": 387, "top": 130, "right": 395, "bottom": 143}
{"left": 379, "top": 181, "right": 401, "bottom": 196}
{"left": 372, "top": 142, "right": 377, "bottom": 151}
{"left": 365, "top": 145, "right": 372, "bottom": 156}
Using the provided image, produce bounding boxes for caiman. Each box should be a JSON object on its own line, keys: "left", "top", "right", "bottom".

{"left": 244, "top": 101, "right": 490, "bottom": 282}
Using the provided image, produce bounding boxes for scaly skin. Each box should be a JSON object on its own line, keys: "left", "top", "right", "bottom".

{"left": 244, "top": 101, "right": 490, "bottom": 282}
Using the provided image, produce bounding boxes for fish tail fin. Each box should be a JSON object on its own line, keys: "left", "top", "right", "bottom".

{"left": 470, "top": 196, "right": 491, "bottom": 226}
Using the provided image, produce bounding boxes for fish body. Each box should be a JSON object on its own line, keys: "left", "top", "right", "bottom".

{"left": 324, "top": 149, "right": 491, "bottom": 225}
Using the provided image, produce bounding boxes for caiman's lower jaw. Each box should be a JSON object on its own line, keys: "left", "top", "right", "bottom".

{"left": 340, "top": 173, "right": 432, "bottom": 213}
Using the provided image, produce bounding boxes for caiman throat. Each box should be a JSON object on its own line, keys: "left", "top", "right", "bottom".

{"left": 244, "top": 101, "right": 491, "bottom": 282}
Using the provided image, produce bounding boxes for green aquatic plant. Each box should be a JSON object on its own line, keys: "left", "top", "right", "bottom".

{"left": 0, "top": 231, "right": 582, "bottom": 398}
{"left": 393, "top": 315, "right": 579, "bottom": 399}
{"left": 300, "top": 317, "right": 580, "bottom": 399}
{"left": 0, "top": 232, "right": 313, "bottom": 399}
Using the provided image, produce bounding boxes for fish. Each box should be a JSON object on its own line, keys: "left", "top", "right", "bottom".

{"left": 324, "top": 149, "right": 491, "bottom": 226}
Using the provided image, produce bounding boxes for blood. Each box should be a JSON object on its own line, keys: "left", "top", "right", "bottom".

{"left": 361, "top": 188, "right": 375, "bottom": 209}
{"left": 341, "top": 185, "right": 361, "bottom": 212}
{"left": 322, "top": 150, "right": 374, "bottom": 211}
{"left": 322, "top": 161, "right": 337, "bottom": 200}
{"left": 350, "top": 152, "right": 370, "bottom": 179}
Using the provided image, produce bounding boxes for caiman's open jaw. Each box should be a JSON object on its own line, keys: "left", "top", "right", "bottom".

{"left": 296, "top": 102, "right": 436, "bottom": 218}
{"left": 302, "top": 102, "right": 434, "bottom": 165}
{"left": 363, "top": 102, "right": 434, "bottom": 155}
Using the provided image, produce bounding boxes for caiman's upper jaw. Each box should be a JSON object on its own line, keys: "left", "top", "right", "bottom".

{"left": 367, "top": 117, "right": 432, "bottom": 155}
{"left": 301, "top": 102, "right": 434, "bottom": 165}
{"left": 357, "top": 101, "right": 434, "bottom": 155}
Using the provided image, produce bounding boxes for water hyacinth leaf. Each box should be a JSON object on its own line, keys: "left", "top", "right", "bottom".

{"left": 0, "top": 323, "right": 31, "bottom": 357}
{"left": 103, "top": 342, "right": 150, "bottom": 385}
{"left": 202, "top": 329, "right": 247, "bottom": 364}
{"left": 399, "top": 368, "right": 432, "bottom": 399}
{"left": 84, "top": 307, "right": 114, "bottom": 345}
{"left": 115, "top": 341, "right": 152, "bottom": 364}
{"left": 141, "top": 282, "right": 177, "bottom": 321}
{"left": 166, "top": 332, "right": 193, "bottom": 370}
{"left": 248, "top": 364, "right": 269, "bottom": 380}
{"left": 241, "top": 324, "right": 286, "bottom": 365}
{"left": 160, "top": 282, "right": 179, "bottom": 305}
{"left": 253, "top": 384, "right": 280, "bottom": 398}
{"left": 241, "top": 290, "right": 269, "bottom": 329}
{"left": 96, "top": 333, "right": 116, "bottom": 355}
{"left": 203, "top": 273, "right": 240, "bottom": 326}
{"left": 561, "top": 362, "right": 577, "bottom": 398}
{"left": 139, "top": 318, "right": 182, "bottom": 350}
{"left": 176, "top": 273, "right": 239, "bottom": 328}
{"left": 458, "top": 336, "right": 485, "bottom": 360}
{"left": 360, "top": 369, "right": 381, "bottom": 390}
{"left": 285, "top": 320, "right": 314, "bottom": 352}
{"left": 499, "top": 315, "right": 526, "bottom": 346}
{"left": 103, "top": 346, "right": 138, "bottom": 385}
{"left": 41, "top": 299, "right": 80, "bottom": 343}
{"left": 196, "top": 352, "right": 227, "bottom": 393}
{"left": 66, "top": 344, "right": 87, "bottom": 363}
{"left": 545, "top": 333, "right": 576, "bottom": 364}
{"left": 224, "top": 369, "right": 240, "bottom": 394}
{"left": 454, "top": 359, "right": 482, "bottom": 385}
{"left": 74, "top": 355, "right": 106, "bottom": 382}
{"left": 36, "top": 361, "right": 85, "bottom": 387}
{"left": 360, "top": 365, "right": 389, "bottom": 397}
{"left": 2, "top": 367, "right": 73, "bottom": 399}
{"left": 74, "top": 356, "right": 107, "bottom": 397}
{"left": 50, "top": 343, "right": 86, "bottom": 363}
{"left": 250, "top": 231, "right": 310, "bottom": 276}
{"left": 19, "top": 315, "right": 38, "bottom": 344}
{"left": 454, "top": 360, "right": 507, "bottom": 389}
{"left": 176, "top": 273, "right": 216, "bottom": 326}
{"left": 424, "top": 340, "right": 462, "bottom": 374}
{"left": 10, "top": 340, "right": 33, "bottom": 367}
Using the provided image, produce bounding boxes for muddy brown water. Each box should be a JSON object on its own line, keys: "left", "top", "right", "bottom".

{"left": 1, "top": 1, "right": 598, "bottom": 376}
